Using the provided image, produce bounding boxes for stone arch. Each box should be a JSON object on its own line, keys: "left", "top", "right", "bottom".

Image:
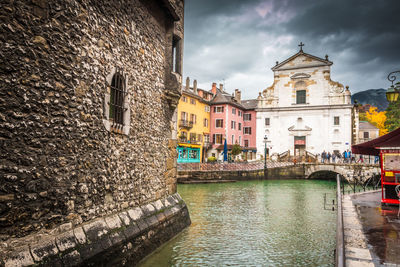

{"left": 305, "top": 164, "right": 350, "bottom": 179}
{"left": 307, "top": 170, "right": 340, "bottom": 180}
{"left": 295, "top": 80, "right": 307, "bottom": 89}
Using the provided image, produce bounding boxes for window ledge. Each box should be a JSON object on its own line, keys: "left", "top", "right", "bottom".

{"left": 292, "top": 103, "right": 310, "bottom": 105}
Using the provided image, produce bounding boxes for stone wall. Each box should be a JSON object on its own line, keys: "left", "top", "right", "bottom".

{"left": 1, "top": 193, "right": 191, "bottom": 266}
{"left": 0, "top": 0, "right": 188, "bottom": 261}
{"left": 177, "top": 165, "right": 306, "bottom": 182}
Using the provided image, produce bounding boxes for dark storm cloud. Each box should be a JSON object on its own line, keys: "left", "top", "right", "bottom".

{"left": 285, "top": 0, "right": 400, "bottom": 64}
{"left": 183, "top": 0, "right": 400, "bottom": 97}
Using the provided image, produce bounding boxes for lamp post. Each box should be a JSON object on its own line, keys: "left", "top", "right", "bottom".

{"left": 386, "top": 71, "right": 400, "bottom": 103}
{"left": 263, "top": 135, "right": 268, "bottom": 178}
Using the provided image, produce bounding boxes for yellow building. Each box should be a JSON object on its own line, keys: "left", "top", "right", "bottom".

{"left": 177, "top": 78, "right": 213, "bottom": 163}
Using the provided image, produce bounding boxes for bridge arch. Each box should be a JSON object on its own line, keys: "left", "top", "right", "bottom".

{"left": 305, "top": 164, "right": 350, "bottom": 179}
{"left": 307, "top": 170, "right": 342, "bottom": 180}
{"left": 304, "top": 163, "right": 380, "bottom": 183}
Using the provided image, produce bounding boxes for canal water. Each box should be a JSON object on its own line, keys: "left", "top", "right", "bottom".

{"left": 140, "top": 180, "right": 337, "bottom": 266}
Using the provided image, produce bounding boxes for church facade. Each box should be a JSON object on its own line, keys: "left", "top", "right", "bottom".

{"left": 256, "top": 45, "right": 356, "bottom": 159}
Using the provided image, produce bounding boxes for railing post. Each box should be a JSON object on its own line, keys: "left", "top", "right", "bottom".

{"left": 336, "top": 174, "right": 345, "bottom": 267}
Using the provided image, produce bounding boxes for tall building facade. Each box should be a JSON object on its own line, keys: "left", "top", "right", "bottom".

{"left": 176, "top": 78, "right": 213, "bottom": 163}
{"left": 256, "top": 45, "right": 356, "bottom": 159}
{"left": 208, "top": 84, "right": 258, "bottom": 161}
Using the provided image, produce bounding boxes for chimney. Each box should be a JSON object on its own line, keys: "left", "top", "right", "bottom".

{"left": 211, "top": 82, "right": 217, "bottom": 95}
{"left": 234, "top": 89, "right": 241, "bottom": 103}
{"left": 219, "top": 83, "right": 223, "bottom": 91}
{"left": 193, "top": 79, "right": 197, "bottom": 94}
{"left": 185, "top": 77, "right": 190, "bottom": 91}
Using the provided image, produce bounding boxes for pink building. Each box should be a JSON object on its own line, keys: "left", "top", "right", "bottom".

{"left": 208, "top": 84, "right": 257, "bottom": 161}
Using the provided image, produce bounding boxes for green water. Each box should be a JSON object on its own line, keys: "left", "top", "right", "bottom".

{"left": 140, "top": 180, "right": 337, "bottom": 266}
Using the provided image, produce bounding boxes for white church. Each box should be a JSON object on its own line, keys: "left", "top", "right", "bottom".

{"left": 256, "top": 43, "right": 357, "bottom": 159}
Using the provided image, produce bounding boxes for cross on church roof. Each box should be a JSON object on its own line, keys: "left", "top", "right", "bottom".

{"left": 298, "top": 42, "right": 304, "bottom": 52}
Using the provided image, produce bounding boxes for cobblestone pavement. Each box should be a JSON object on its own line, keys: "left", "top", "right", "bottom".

{"left": 346, "top": 191, "right": 400, "bottom": 266}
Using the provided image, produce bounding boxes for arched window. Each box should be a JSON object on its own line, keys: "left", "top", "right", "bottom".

{"left": 103, "top": 68, "right": 130, "bottom": 135}
{"left": 110, "top": 71, "right": 126, "bottom": 127}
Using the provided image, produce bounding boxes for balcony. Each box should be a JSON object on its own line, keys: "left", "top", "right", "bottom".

{"left": 178, "top": 138, "right": 199, "bottom": 145}
{"left": 179, "top": 120, "right": 193, "bottom": 128}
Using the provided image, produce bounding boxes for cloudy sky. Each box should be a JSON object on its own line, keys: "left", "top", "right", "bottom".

{"left": 182, "top": 0, "right": 400, "bottom": 99}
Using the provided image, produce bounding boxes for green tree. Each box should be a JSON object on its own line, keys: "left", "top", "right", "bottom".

{"left": 385, "top": 99, "right": 400, "bottom": 132}
{"left": 231, "top": 144, "right": 242, "bottom": 158}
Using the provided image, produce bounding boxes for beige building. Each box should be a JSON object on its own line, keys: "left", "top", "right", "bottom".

{"left": 357, "top": 121, "right": 379, "bottom": 144}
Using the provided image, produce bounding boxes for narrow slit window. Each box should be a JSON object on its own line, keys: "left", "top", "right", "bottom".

{"left": 110, "top": 70, "right": 126, "bottom": 126}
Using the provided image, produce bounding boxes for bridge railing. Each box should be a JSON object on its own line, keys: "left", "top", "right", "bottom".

{"left": 177, "top": 161, "right": 294, "bottom": 172}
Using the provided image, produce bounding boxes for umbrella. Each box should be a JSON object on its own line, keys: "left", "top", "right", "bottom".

{"left": 223, "top": 139, "right": 228, "bottom": 162}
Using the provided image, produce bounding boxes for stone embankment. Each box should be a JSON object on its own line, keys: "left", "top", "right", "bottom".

{"left": 177, "top": 162, "right": 380, "bottom": 182}
{"left": 177, "top": 162, "right": 303, "bottom": 182}
{"left": 0, "top": 193, "right": 190, "bottom": 267}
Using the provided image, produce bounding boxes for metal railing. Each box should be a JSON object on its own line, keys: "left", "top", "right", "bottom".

{"left": 336, "top": 174, "right": 345, "bottom": 267}
{"left": 177, "top": 161, "right": 294, "bottom": 171}
{"left": 179, "top": 120, "right": 193, "bottom": 128}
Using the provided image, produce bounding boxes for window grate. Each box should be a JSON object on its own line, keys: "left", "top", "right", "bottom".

{"left": 110, "top": 69, "right": 126, "bottom": 130}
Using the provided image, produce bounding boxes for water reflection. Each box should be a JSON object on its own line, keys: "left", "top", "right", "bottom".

{"left": 140, "top": 180, "right": 337, "bottom": 266}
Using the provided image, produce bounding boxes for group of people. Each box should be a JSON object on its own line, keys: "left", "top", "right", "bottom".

{"left": 320, "top": 150, "right": 347, "bottom": 163}
{"left": 319, "top": 150, "right": 379, "bottom": 164}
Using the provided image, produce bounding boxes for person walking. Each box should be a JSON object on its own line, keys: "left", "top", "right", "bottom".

{"left": 332, "top": 152, "right": 336, "bottom": 163}
{"left": 327, "top": 152, "right": 331, "bottom": 163}
{"left": 322, "top": 150, "right": 326, "bottom": 163}
{"left": 343, "top": 150, "right": 347, "bottom": 163}
{"left": 357, "top": 154, "right": 364, "bottom": 163}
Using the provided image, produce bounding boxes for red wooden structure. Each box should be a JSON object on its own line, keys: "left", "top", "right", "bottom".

{"left": 352, "top": 127, "right": 400, "bottom": 205}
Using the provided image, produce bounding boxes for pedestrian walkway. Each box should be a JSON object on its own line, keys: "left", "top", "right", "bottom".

{"left": 343, "top": 191, "right": 400, "bottom": 266}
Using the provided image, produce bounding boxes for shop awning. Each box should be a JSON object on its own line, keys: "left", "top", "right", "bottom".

{"left": 352, "top": 127, "right": 400, "bottom": 156}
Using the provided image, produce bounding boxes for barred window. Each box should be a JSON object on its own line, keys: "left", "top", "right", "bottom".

{"left": 110, "top": 71, "right": 126, "bottom": 126}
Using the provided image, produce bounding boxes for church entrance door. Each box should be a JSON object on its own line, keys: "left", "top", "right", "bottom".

{"left": 294, "top": 136, "right": 306, "bottom": 158}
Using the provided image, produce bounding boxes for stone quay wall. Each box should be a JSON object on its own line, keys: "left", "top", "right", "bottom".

{"left": 0, "top": 0, "right": 189, "bottom": 265}
{"left": 1, "top": 193, "right": 191, "bottom": 266}
{"left": 178, "top": 165, "right": 305, "bottom": 182}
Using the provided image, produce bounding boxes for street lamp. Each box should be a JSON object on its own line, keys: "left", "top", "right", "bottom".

{"left": 263, "top": 135, "right": 268, "bottom": 178}
{"left": 386, "top": 71, "right": 400, "bottom": 103}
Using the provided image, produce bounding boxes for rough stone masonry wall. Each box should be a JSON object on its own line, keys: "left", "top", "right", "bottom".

{"left": 1, "top": 193, "right": 190, "bottom": 266}
{"left": 0, "top": 0, "right": 185, "bottom": 245}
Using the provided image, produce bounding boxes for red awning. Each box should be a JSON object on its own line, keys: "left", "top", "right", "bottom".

{"left": 352, "top": 127, "right": 400, "bottom": 156}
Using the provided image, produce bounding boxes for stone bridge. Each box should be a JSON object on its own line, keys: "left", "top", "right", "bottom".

{"left": 177, "top": 162, "right": 381, "bottom": 183}
{"left": 304, "top": 163, "right": 381, "bottom": 183}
